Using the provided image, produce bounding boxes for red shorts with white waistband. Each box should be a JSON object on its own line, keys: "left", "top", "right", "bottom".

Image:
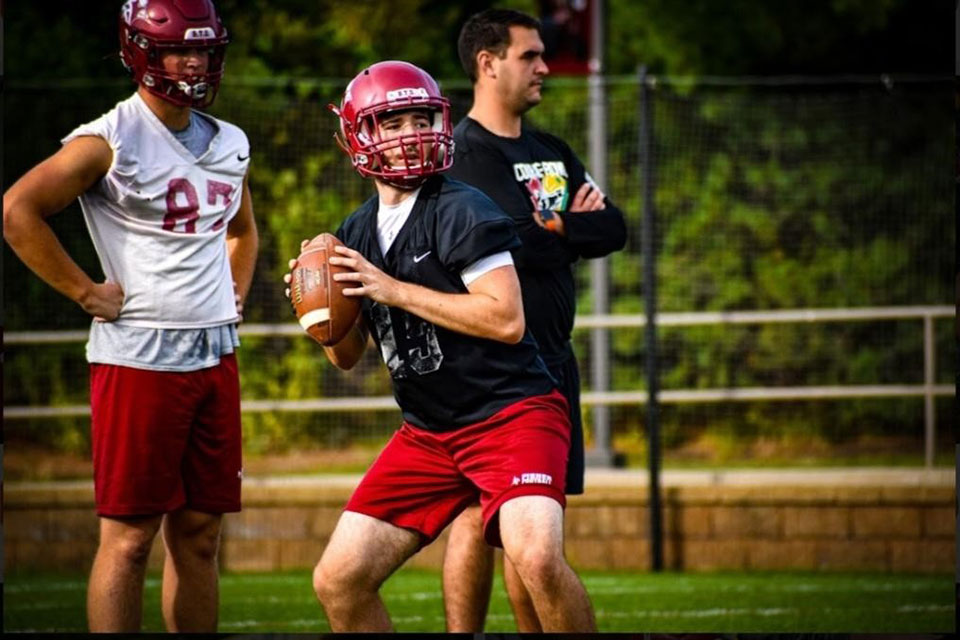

{"left": 345, "top": 389, "right": 570, "bottom": 548}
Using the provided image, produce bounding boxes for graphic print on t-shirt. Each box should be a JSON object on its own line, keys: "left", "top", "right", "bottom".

{"left": 513, "top": 160, "right": 569, "bottom": 212}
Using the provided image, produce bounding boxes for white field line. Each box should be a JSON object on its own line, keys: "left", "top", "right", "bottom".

{"left": 5, "top": 577, "right": 162, "bottom": 593}
{"left": 13, "top": 604, "right": 953, "bottom": 633}
{"left": 597, "top": 607, "right": 796, "bottom": 618}
{"left": 4, "top": 577, "right": 944, "bottom": 596}
{"left": 5, "top": 601, "right": 72, "bottom": 611}
{"left": 895, "top": 604, "right": 955, "bottom": 613}
{"left": 4, "top": 580, "right": 88, "bottom": 593}
{"left": 211, "top": 604, "right": 954, "bottom": 631}
{"left": 220, "top": 619, "right": 325, "bottom": 629}
{"left": 595, "top": 605, "right": 953, "bottom": 619}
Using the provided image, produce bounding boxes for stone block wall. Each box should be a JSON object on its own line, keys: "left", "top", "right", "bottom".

{"left": 4, "top": 479, "right": 954, "bottom": 574}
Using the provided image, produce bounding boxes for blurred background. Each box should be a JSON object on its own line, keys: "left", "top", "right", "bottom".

{"left": 3, "top": 0, "right": 954, "bottom": 480}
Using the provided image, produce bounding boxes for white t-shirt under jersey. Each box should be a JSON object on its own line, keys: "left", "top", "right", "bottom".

{"left": 377, "top": 187, "right": 513, "bottom": 286}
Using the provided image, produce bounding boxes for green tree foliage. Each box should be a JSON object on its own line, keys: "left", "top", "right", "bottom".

{"left": 3, "top": 1, "right": 952, "bottom": 460}
{"left": 193, "top": 0, "right": 528, "bottom": 79}
{"left": 606, "top": 0, "right": 951, "bottom": 75}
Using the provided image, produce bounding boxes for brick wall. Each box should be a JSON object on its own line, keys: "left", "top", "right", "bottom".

{"left": 4, "top": 478, "right": 954, "bottom": 574}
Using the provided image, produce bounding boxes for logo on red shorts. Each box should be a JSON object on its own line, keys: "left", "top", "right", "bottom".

{"left": 511, "top": 472, "right": 553, "bottom": 486}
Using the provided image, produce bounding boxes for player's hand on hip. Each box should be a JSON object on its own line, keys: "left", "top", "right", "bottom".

{"left": 330, "top": 245, "right": 397, "bottom": 305}
{"left": 569, "top": 181, "right": 605, "bottom": 212}
{"left": 81, "top": 281, "right": 124, "bottom": 322}
{"left": 233, "top": 280, "right": 244, "bottom": 323}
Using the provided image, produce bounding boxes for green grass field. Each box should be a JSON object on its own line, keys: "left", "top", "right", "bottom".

{"left": 3, "top": 568, "right": 953, "bottom": 633}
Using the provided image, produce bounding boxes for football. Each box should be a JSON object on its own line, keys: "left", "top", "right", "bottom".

{"left": 290, "top": 233, "right": 361, "bottom": 346}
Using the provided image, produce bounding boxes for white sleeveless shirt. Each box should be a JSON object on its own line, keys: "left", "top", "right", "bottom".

{"left": 62, "top": 92, "right": 250, "bottom": 329}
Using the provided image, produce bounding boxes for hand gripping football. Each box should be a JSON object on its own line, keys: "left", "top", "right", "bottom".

{"left": 290, "top": 233, "right": 361, "bottom": 346}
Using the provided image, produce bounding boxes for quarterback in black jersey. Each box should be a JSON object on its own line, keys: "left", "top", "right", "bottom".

{"left": 440, "top": 9, "right": 626, "bottom": 634}
{"left": 283, "top": 61, "right": 595, "bottom": 632}
{"left": 334, "top": 173, "right": 562, "bottom": 429}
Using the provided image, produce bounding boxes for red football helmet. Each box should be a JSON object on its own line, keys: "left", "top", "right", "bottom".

{"left": 330, "top": 61, "right": 454, "bottom": 189}
{"left": 119, "top": 0, "right": 229, "bottom": 108}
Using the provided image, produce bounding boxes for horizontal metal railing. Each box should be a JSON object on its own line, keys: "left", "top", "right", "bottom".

{"left": 5, "top": 305, "right": 953, "bottom": 465}
{"left": 9, "top": 305, "right": 950, "bottom": 344}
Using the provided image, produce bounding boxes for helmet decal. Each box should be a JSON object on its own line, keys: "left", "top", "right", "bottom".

{"left": 184, "top": 27, "right": 218, "bottom": 40}
{"left": 385, "top": 87, "right": 430, "bottom": 102}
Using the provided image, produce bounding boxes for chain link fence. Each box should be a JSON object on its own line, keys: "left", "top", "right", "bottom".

{"left": 4, "top": 74, "right": 953, "bottom": 472}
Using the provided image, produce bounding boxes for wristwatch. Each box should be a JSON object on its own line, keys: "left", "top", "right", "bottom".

{"left": 540, "top": 209, "right": 560, "bottom": 232}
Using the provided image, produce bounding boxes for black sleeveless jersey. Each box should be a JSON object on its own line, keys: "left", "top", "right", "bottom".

{"left": 448, "top": 117, "right": 626, "bottom": 366}
{"left": 335, "top": 175, "right": 556, "bottom": 432}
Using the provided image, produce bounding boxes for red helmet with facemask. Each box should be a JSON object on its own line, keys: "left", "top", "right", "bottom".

{"left": 330, "top": 61, "right": 454, "bottom": 189}
{"left": 119, "top": 0, "right": 229, "bottom": 108}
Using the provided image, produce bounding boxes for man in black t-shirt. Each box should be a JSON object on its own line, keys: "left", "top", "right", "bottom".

{"left": 283, "top": 60, "right": 595, "bottom": 633}
{"left": 441, "top": 9, "right": 627, "bottom": 633}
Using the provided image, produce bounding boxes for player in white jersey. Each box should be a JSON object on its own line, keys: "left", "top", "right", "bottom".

{"left": 2, "top": 0, "right": 257, "bottom": 632}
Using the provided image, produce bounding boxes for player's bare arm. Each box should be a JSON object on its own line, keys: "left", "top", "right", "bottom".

{"left": 2, "top": 135, "right": 124, "bottom": 320}
{"left": 330, "top": 245, "right": 525, "bottom": 344}
{"left": 226, "top": 175, "right": 259, "bottom": 320}
{"left": 322, "top": 315, "right": 370, "bottom": 370}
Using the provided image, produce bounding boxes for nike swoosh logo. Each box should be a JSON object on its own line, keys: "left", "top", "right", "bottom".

{"left": 413, "top": 251, "right": 431, "bottom": 263}
{"left": 237, "top": 153, "right": 250, "bottom": 161}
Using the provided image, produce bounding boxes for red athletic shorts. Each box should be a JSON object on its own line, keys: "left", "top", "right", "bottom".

{"left": 89, "top": 354, "right": 242, "bottom": 517}
{"left": 345, "top": 389, "right": 570, "bottom": 548}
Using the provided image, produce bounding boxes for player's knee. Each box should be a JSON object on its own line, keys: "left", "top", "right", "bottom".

{"left": 508, "top": 545, "right": 564, "bottom": 590}
{"left": 179, "top": 527, "right": 220, "bottom": 563}
{"left": 314, "top": 553, "right": 374, "bottom": 605}
{"left": 313, "top": 558, "right": 349, "bottom": 605}
{"left": 312, "top": 561, "right": 329, "bottom": 602}
{"left": 103, "top": 528, "right": 156, "bottom": 567}
{"left": 166, "top": 515, "right": 222, "bottom": 562}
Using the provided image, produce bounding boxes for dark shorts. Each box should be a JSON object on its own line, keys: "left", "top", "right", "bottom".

{"left": 549, "top": 355, "right": 585, "bottom": 495}
{"left": 89, "top": 354, "right": 242, "bottom": 517}
{"left": 345, "top": 389, "right": 571, "bottom": 548}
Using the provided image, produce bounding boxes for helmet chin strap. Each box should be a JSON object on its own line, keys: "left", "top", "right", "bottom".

{"left": 381, "top": 175, "right": 428, "bottom": 190}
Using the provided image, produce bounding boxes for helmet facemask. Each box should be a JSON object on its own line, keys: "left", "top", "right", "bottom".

{"left": 334, "top": 102, "right": 454, "bottom": 189}
{"left": 131, "top": 40, "right": 227, "bottom": 108}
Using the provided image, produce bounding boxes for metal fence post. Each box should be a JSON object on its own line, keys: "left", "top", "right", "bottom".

{"left": 923, "top": 313, "right": 935, "bottom": 468}
{"left": 639, "top": 65, "right": 663, "bottom": 571}
{"left": 587, "top": 0, "right": 614, "bottom": 466}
